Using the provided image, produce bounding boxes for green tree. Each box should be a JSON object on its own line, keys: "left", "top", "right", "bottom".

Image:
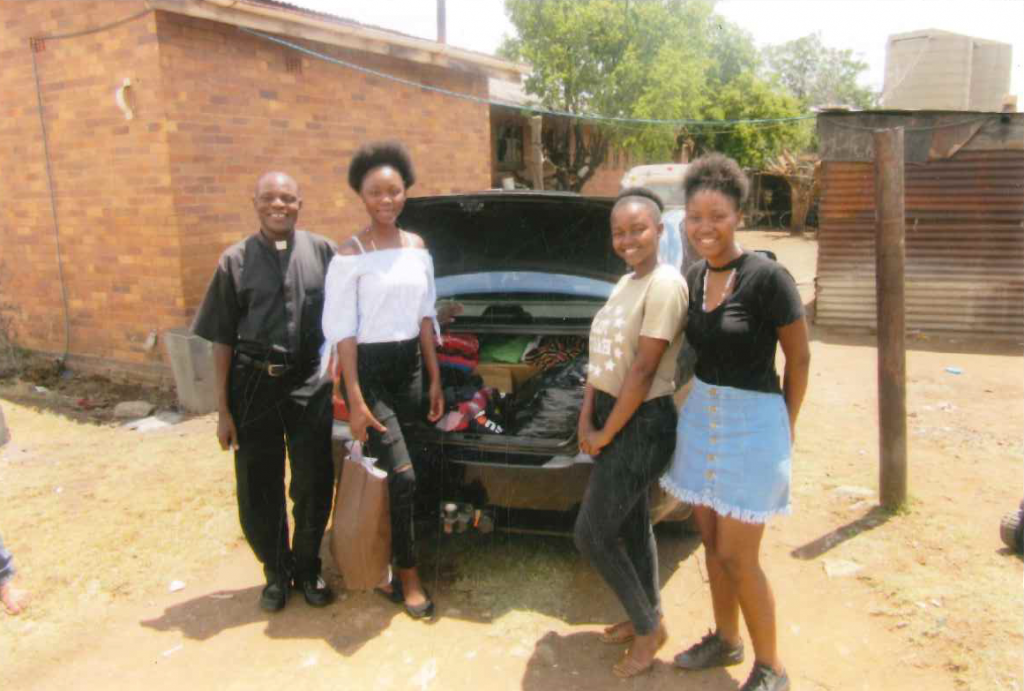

{"left": 499, "top": 0, "right": 714, "bottom": 190}
{"left": 706, "top": 16, "right": 760, "bottom": 88}
{"left": 499, "top": 0, "right": 813, "bottom": 190}
{"left": 762, "top": 33, "right": 877, "bottom": 109}
{"left": 687, "top": 72, "right": 812, "bottom": 169}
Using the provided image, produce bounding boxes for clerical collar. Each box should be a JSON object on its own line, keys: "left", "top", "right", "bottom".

{"left": 259, "top": 229, "right": 294, "bottom": 251}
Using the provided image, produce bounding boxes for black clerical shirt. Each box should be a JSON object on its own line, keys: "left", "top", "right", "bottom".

{"left": 192, "top": 229, "right": 337, "bottom": 370}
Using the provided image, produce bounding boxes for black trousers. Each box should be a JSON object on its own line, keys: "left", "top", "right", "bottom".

{"left": 574, "top": 391, "right": 676, "bottom": 635}
{"left": 230, "top": 362, "right": 334, "bottom": 583}
{"left": 354, "top": 338, "right": 424, "bottom": 570}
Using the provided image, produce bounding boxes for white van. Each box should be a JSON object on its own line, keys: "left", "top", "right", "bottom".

{"left": 621, "top": 163, "right": 688, "bottom": 209}
{"left": 620, "top": 163, "right": 694, "bottom": 272}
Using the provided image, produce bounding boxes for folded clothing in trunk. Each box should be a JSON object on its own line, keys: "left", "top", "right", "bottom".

{"left": 524, "top": 336, "right": 586, "bottom": 372}
{"left": 511, "top": 355, "right": 588, "bottom": 439}
{"left": 440, "top": 333, "right": 480, "bottom": 358}
{"left": 435, "top": 386, "right": 508, "bottom": 435}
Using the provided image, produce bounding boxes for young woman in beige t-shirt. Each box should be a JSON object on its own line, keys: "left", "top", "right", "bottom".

{"left": 575, "top": 188, "right": 688, "bottom": 678}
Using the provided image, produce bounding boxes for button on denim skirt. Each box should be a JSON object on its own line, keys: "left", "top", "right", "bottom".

{"left": 660, "top": 378, "right": 792, "bottom": 524}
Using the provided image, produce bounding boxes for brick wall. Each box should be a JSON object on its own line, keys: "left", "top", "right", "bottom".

{"left": 0, "top": 4, "right": 493, "bottom": 382}
{"left": 156, "top": 13, "right": 492, "bottom": 313}
{"left": 0, "top": 2, "right": 184, "bottom": 381}
{"left": 580, "top": 161, "right": 627, "bottom": 197}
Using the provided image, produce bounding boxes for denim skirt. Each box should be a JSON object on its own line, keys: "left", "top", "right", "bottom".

{"left": 660, "top": 378, "right": 792, "bottom": 524}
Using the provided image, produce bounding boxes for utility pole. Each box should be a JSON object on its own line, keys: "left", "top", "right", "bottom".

{"left": 437, "top": 0, "right": 446, "bottom": 44}
{"left": 873, "top": 127, "right": 908, "bottom": 510}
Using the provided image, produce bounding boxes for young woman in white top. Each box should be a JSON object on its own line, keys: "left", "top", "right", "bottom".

{"left": 320, "top": 141, "right": 444, "bottom": 619}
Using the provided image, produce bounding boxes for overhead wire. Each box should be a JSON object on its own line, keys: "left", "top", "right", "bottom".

{"left": 239, "top": 27, "right": 817, "bottom": 128}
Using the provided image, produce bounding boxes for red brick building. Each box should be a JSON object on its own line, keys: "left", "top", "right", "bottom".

{"left": 0, "top": 0, "right": 524, "bottom": 382}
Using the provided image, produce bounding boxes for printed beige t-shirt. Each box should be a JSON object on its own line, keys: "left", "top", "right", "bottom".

{"left": 587, "top": 264, "right": 688, "bottom": 400}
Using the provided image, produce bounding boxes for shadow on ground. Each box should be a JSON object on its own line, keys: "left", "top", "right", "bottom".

{"left": 421, "top": 525, "right": 701, "bottom": 627}
{"left": 790, "top": 505, "right": 892, "bottom": 560}
{"left": 140, "top": 527, "right": 702, "bottom": 658}
{"left": 139, "top": 584, "right": 406, "bottom": 657}
{"left": 520, "top": 629, "right": 736, "bottom": 690}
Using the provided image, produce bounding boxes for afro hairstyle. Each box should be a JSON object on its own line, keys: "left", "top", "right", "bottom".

{"left": 682, "top": 153, "right": 749, "bottom": 210}
{"left": 348, "top": 140, "right": 416, "bottom": 193}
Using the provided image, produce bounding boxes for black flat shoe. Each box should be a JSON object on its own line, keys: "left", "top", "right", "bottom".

{"left": 404, "top": 590, "right": 435, "bottom": 620}
{"left": 374, "top": 573, "right": 404, "bottom": 605}
{"left": 259, "top": 580, "right": 289, "bottom": 612}
{"left": 295, "top": 574, "right": 333, "bottom": 607}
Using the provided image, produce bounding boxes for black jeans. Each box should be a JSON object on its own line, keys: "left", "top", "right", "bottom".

{"left": 230, "top": 363, "right": 334, "bottom": 583}
{"left": 574, "top": 391, "right": 677, "bottom": 635}
{"left": 355, "top": 339, "right": 425, "bottom": 570}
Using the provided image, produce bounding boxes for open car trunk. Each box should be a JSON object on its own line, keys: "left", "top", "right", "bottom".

{"left": 397, "top": 192, "right": 621, "bottom": 468}
{"left": 407, "top": 320, "right": 595, "bottom": 467}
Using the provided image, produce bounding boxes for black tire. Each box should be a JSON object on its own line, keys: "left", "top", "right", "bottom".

{"left": 999, "top": 511, "right": 1023, "bottom": 552}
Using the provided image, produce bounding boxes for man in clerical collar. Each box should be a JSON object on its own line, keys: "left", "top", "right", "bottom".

{"left": 192, "top": 172, "right": 336, "bottom": 612}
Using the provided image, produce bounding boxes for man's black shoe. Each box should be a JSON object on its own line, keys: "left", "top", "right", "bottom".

{"left": 295, "top": 574, "right": 333, "bottom": 607}
{"left": 259, "top": 579, "right": 289, "bottom": 612}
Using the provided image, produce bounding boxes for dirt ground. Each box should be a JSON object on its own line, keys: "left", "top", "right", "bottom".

{"left": 1, "top": 230, "right": 1021, "bottom": 691}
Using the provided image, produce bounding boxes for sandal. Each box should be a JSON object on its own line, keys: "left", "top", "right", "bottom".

{"left": 373, "top": 573, "right": 404, "bottom": 605}
{"left": 613, "top": 655, "right": 654, "bottom": 679}
{"left": 611, "top": 625, "right": 667, "bottom": 679}
{"left": 600, "top": 621, "right": 635, "bottom": 645}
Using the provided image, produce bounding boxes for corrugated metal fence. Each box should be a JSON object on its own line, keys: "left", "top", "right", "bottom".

{"left": 816, "top": 114, "right": 1024, "bottom": 337}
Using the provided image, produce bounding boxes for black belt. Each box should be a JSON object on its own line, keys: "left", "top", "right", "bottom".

{"left": 235, "top": 352, "right": 294, "bottom": 377}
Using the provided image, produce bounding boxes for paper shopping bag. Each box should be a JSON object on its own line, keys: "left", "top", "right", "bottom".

{"left": 329, "top": 441, "right": 391, "bottom": 590}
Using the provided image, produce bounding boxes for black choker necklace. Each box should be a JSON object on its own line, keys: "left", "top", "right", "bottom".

{"left": 707, "top": 252, "right": 745, "bottom": 272}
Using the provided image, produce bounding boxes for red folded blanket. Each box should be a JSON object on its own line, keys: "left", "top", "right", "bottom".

{"left": 439, "top": 332, "right": 480, "bottom": 358}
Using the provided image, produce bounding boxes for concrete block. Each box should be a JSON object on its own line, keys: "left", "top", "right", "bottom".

{"left": 163, "top": 327, "right": 218, "bottom": 414}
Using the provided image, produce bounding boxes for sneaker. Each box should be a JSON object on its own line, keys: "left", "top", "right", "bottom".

{"left": 673, "top": 630, "right": 744, "bottom": 670}
{"left": 739, "top": 663, "right": 790, "bottom": 691}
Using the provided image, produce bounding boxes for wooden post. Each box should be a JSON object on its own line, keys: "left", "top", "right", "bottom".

{"left": 873, "top": 127, "right": 908, "bottom": 510}
{"left": 529, "top": 115, "right": 544, "bottom": 190}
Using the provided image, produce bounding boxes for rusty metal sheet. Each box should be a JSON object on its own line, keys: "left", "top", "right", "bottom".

{"left": 818, "top": 112, "right": 1024, "bottom": 163}
{"left": 816, "top": 151, "right": 1024, "bottom": 337}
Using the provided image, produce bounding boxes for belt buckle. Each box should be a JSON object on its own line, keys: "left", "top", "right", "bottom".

{"left": 267, "top": 363, "right": 286, "bottom": 377}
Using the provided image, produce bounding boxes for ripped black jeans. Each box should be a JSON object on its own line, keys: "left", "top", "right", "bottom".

{"left": 353, "top": 338, "right": 425, "bottom": 570}
{"left": 574, "top": 391, "right": 677, "bottom": 635}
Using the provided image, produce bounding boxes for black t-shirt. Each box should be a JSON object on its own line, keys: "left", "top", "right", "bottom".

{"left": 192, "top": 229, "right": 337, "bottom": 366}
{"left": 685, "top": 251, "right": 804, "bottom": 394}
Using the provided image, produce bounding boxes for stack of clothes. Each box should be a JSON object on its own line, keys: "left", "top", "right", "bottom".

{"left": 437, "top": 333, "right": 480, "bottom": 381}
{"left": 436, "top": 333, "right": 507, "bottom": 435}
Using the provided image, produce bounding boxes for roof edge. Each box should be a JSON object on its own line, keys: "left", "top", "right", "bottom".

{"left": 149, "top": 0, "right": 529, "bottom": 81}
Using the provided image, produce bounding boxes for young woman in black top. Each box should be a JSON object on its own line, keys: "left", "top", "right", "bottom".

{"left": 660, "top": 154, "right": 810, "bottom": 691}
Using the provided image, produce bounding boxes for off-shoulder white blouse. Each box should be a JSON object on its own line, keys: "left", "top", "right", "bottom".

{"left": 318, "top": 247, "right": 439, "bottom": 378}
